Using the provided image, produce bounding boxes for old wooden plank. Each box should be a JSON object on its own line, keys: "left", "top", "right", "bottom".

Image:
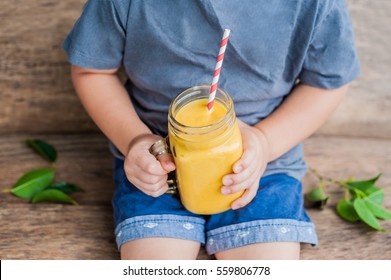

{"left": 0, "top": 133, "right": 121, "bottom": 259}
{"left": 0, "top": 133, "right": 390, "bottom": 259}
{"left": 3, "top": 133, "right": 389, "bottom": 205}
{"left": 1, "top": 206, "right": 388, "bottom": 260}
{"left": 302, "top": 209, "right": 391, "bottom": 260}
{"left": 0, "top": 0, "right": 391, "bottom": 138}
{"left": 0, "top": 0, "right": 97, "bottom": 133}
{"left": 0, "top": 133, "right": 115, "bottom": 205}
{"left": 303, "top": 136, "right": 391, "bottom": 203}
{"left": 0, "top": 204, "right": 119, "bottom": 260}
{"left": 302, "top": 135, "right": 391, "bottom": 259}
{"left": 317, "top": 0, "right": 391, "bottom": 139}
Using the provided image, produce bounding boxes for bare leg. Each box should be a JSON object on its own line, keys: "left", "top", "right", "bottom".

{"left": 121, "top": 237, "right": 201, "bottom": 260}
{"left": 215, "top": 242, "right": 300, "bottom": 260}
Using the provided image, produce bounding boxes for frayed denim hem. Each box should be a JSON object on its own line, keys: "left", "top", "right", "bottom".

{"left": 115, "top": 214, "right": 206, "bottom": 250}
{"left": 206, "top": 219, "right": 318, "bottom": 255}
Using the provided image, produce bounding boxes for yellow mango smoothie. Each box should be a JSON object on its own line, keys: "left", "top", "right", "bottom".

{"left": 168, "top": 86, "right": 243, "bottom": 214}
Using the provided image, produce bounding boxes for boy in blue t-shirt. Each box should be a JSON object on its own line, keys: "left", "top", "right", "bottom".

{"left": 63, "top": 0, "right": 360, "bottom": 259}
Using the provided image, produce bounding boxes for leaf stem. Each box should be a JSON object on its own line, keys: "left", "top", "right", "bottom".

{"left": 309, "top": 168, "right": 371, "bottom": 201}
{"left": 309, "top": 168, "right": 350, "bottom": 189}
{"left": 2, "top": 189, "right": 12, "bottom": 193}
{"left": 344, "top": 189, "right": 349, "bottom": 200}
{"left": 309, "top": 168, "right": 377, "bottom": 199}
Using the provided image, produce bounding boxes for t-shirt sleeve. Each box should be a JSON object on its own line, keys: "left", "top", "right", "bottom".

{"left": 62, "top": 0, "right": 127, "bottom": 69}
{"left": 299, "top": 0, "right": 360, "bottom": 89}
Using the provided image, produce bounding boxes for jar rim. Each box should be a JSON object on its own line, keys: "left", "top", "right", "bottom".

{"left": 168, "top": 84, "right": 233, "bottom": 133}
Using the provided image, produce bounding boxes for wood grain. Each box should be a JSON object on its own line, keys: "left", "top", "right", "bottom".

{"left": 0, "top": 0, "right": 390, "bottom": 261}
{"left": 317, "top": 0, "right": 391, "bottom": 139}
{"left": 0, "top": 133, "right": 390, "bottom": 259}
{"left": 0, "top": 204, "right": 119, "bottom": 260}
{"left": 0, "top": 0, "right": 390, "bottom": 138}
{"left": 0, "top": 0, "right": 97, "bottom": 133}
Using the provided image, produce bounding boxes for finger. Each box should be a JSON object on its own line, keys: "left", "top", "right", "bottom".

{"left": 232, "top": 147, "right": 257, "bottom": 174}
{"left": 221, "top": 166, "right": 260, "bottom": 195}
{"left": 223, "top": 150, "right": 264, "bottom": 187}
{"left": 124, "top": 158, "right": 156, "bottom": 181}
{"left": 129, "top": 175, "right": 168, "bottom": 197}
{"left": 148, "top": 183, "right": 169, "bottom": 197}
{"left": 223, "top": 160, "right": 257, "bottom": 186}
{"left": 129, "top": 170, "right": 167, "bottom": 189}
{"left": 231, "top": 183, "right": 258, "bottom": 210}
{"left": 139, "top": 172, "right": 169, "bottom": 185}
{"left": 157, "top": 153, "right": 176, "bottom": 173}
{"left": 138, "top": 153, "right": 168, "bottom": 176}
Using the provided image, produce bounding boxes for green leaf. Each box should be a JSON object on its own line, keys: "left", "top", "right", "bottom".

{"left": 365, "top": 199, "right": 391, "bottom": 220}
{"left": 32, "top": 189, "right": 77, "bottom": 205}
{"left": 11, "top": 168, "right": 55, "bottom": 199}
{"left": 305, "top": 186, "right": 329, "bottom": 209}
{"left": 337, "top": 199, "right": 360, "bottom": 222}
{"left": 306, "top": 186, "right": 328, "bottom": 201}
{"left": 345, "top": 173, "right": 381, "bottom": 192}
{"left": 25, "top": 139, "right": 57, "bottom": 163}
{"left": 46, "top": 182, "right": 83, "bottom": 194}
{"left": 366, "top": 188, "right": 385, "bottom": 204}
{"left": 353, "top": 199, "right": 386, "bottom": 231}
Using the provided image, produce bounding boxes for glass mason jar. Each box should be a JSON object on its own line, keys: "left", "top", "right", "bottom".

{"left": 166, "top": 85, "right": 243, "bottom": 214}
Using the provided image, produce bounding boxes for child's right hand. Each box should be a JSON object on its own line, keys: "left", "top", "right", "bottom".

{"left": 124, "top": 134, "right": 176, "bottom": 197}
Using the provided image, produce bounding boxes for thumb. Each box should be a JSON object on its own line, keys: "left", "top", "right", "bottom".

{"left": 157, "top": 154, "right": 176, "bottom": 173}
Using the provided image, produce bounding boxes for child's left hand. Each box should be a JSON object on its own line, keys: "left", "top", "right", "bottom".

{"left": 221, "top": 119, "right": 270, "bottom": 210}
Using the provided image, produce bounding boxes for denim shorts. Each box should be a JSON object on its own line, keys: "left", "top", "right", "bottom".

{"left": 112, "top": 158, "right": 318, "bottom": 255}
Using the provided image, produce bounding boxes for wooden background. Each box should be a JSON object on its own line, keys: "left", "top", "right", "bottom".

{"left": 0, "top": 0, "right": 390, "bottom": 260}
{"left": 0, "top": 0, "right": 390, "bottom": 137}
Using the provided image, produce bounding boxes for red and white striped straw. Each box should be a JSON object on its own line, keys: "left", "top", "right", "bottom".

{"left": 207, "top": 28, "right": 231, "bottom": 111}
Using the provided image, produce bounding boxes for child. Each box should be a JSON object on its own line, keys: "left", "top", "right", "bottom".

{"left": 63, "top": 0, "right": 360, "bottom": 259}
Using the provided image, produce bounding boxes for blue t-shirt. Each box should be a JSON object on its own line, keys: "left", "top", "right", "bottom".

{"left": 62, "top": 0, "right": 360, "bottom": 180}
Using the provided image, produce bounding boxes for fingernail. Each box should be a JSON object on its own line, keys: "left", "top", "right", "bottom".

{"left": 223, "top": 177, "right": 233, "bottom": 185}
{"left": 231, "top": 202, "right": 243, "bottom": 210}
{"left": 231, "top": 203, "right": 242, "bottom": 210}
{"left": 162, "top": 161, "right": 175, "bottom": 170}
{"left": 221, "top": 187, "right": 231, "bottom": 195}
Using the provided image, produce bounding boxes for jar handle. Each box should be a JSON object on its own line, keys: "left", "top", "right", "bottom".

{"left": 149, "top": 137, "right": 170, "bottom": 158}
{"left": 149, "top": 137, "right": 178, "bottom": 195}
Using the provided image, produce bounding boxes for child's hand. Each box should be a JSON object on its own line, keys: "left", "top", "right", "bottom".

{"left": 124, "top": 134, "right": 176, "bottom": 197}
{"left": 221, "top": 120, "right": 270, "bottom": 210}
